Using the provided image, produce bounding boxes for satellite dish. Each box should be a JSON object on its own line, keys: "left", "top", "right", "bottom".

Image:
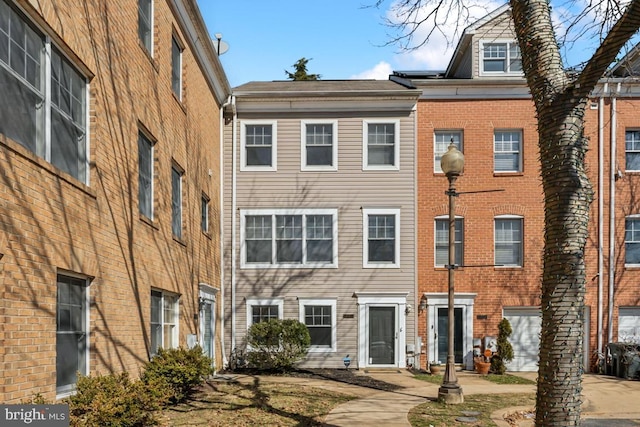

{"left": 213, "top": 33, "right": 229, "bottom": 55}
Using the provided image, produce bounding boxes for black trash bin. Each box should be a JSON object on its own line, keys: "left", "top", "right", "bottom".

{"left": 607, "top": 342, "right": 640, "bottom": 379}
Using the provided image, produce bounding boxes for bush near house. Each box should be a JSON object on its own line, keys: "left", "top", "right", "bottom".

{"left": 141, "top": 346, "right": 214, "bottom": 404}
{"left": 68, "top": 372, "right": 168, "bottom": 427}
{"left": 491, "top": 318, "right": 515, "bottom": 375}
{"left": 60, "top": 346, "right": 212, "bottom": 426}
{"left": 246, "top": 319, "right": 311, "bottom": 371}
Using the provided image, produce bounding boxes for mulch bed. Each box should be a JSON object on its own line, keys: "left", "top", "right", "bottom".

{"left": 217, "top": 368, "right": 403, "bottom": 392}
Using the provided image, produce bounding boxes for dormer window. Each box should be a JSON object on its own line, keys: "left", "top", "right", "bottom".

{"left": 481, "top": 41, "right": 522, "bottom": 75}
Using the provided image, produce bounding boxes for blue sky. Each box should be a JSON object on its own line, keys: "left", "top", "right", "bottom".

{"left": 198, "top": 1, "right": 409, "bottom": 87}
{"left": 197, "top": 1, "right": 622, "bottom": 88}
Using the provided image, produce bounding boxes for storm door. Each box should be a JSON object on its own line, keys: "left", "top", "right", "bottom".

{"left": 369, "top": 306, "right": 395, "bottom": 365}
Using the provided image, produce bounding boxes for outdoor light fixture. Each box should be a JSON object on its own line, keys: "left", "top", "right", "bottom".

{"left": 438, "top": 142, "right": 464, "bottom": 404}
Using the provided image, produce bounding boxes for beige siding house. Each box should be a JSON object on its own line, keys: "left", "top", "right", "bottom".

{"left": 223, "top": 80, "right": 421, "bottom": 369}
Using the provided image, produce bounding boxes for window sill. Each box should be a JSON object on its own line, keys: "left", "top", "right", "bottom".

{"left": 202, "top": 230, "right": 213, "bottom": 240}
{"left": 140, "top": 42, "right": 159, "bottom": 72}
{"left": 1, "top": 136, "right": 96, "bottom": 198}
{"left": 241, "top": 263, "right": 338, "bottom": 269}
{"left": 139, "top": 214, "right": 158, "bottom": 229}
{"left": 493, "top": 172, "right": 524, "bottom": 177}
{"left": 173, "top": 235, "right": 187, "bottom": 247}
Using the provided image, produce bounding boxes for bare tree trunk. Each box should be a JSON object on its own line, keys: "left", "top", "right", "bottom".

{"left": 509, "top": 1, "right": 591, "bottom": 425}
{"left": 509, "top": 0, "right": 640, "bottom": 424}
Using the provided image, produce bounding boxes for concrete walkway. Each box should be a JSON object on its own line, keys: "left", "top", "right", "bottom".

{"left": 231, "top": 370, "right": 640, "bottom": 426}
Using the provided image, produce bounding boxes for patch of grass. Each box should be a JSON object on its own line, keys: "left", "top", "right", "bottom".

{"left": 481, "top": 374, "right": 536, "bottom": 385}
{"left": 158, "top": 380, "right": 354, "bottom": 426}
{"left": 408, "top": 393, "right": 535, "bottom": 427}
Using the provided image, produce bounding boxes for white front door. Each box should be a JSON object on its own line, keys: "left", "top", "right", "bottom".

{"left": 199, "top": 285, "right": 218, "bottom": 367}
{"left": 424, "top": 293, "right": 476, "bottom": 370}
{"left": 355, "top": 292, "right": 408, "bottom": 369}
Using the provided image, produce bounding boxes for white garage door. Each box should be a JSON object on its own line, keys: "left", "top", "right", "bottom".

{"left": 619, "top": 307, "right": 640, "bottom": 344}
{"left": 504, "top": 308, "right": 541, "bottom": 372}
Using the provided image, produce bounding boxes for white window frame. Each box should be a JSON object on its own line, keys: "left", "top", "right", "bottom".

{"left": 494, "top": 129, "right": 523, "bottom": 173}
{"left": 363, "top": 208, "right": 400, "bottom": 268}
{"left": 362, "top": 119, "right": 400, "bottom": 170}
{"left": 494, "top": 215, "right": 523, "bottom": 267}
{"left": 56, "top": 273, "right": 90, "bottom": 398}
{"left": 171, "top": 35, "right": 183, "bottom": 100}
{"left": 434, "top": 130, "right": 463, "bottom": 173}
{"left": 138, "top": 0, "right": 154, "bottom": 55}
{"left": 479, "top": 40, "right": 523, "bottom": 76}
{"left": 298, "top": 298, "right": 337, "bottom": 353}
{"left": 246, "top": 297, "right": 284, "bottom": 329}
{"left": 625, "top": 215, "right": 640, "bottom": 266}
{"left": 301, "top": 120, "right": 338, "bottom": 171}
{"left": 0, "top": 2, "right": 90, "bottom": 184}
{"left": 241, "top": 120, "right": 277, "bottom": 171}
{"left": 150, "top": 289, "right": 179, "bottom": 357}
{"left": 138, "top": 131, "right": 154, "bottom": 220}
{"left": 171, "top": 163, "right": 183, "bottom": 239}
{"left": 240, "top": 208, "right": 338, "bottom": 269}
{"left": 625, "top": 130, "right": 640, "bottom": 172}
{"left": 434, "top": 215, "right": 464, "bottom": 268}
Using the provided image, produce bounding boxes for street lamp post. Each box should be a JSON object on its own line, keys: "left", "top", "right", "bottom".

{"left": 438, "top": 142, "right": 464, "bottom": 404}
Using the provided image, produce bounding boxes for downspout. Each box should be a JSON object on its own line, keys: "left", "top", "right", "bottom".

{"left": 608, "top": 83, "right": 620, "bottom": 344}
{"left": 219, "top": 95, "right": 232, "bottom": 367}
{"left": 230, "top": 95, "right": 238, "bottom": 354}
{"left": 597, "top": 83, "right": 606, "bottom": 356}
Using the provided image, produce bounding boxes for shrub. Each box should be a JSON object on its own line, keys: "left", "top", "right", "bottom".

{"left": 491, "top": 318, "right": 515, "bottom": 375}
{"left": 246, "top": 319, "right": 310, "bottom": 371}
{"left": 67, "top": 372, "right": 166, "bottom": 427}
{"left": 141, "top": 346, "right": 214, "bottom": 404}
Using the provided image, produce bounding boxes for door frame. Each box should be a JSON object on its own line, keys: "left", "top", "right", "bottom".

{"left": 355, "top": 292, "right": 408, "bottom": 369}
{"left": 199, "top": 283, "right": 218, "bottom": 367}
{"left": 424, "top": 293, "right": 476, "bottom": 370}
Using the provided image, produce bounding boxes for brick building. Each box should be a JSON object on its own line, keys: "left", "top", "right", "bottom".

{"left": 0, "top": 0, "right": 230, "bottom": 402}
{"left": 394, "top": 5, "right": 640, "bottom": 372}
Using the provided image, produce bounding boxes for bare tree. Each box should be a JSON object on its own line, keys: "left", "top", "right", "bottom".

{"left": 375, "top": 0, "right": 640, "bottom": 425}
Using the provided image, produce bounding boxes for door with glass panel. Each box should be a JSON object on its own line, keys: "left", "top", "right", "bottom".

{"left": 436, "top": 307, "right": 463, "bottom": 364}
{"left": 369, "top": 306, "right": 396, "bottom": 365}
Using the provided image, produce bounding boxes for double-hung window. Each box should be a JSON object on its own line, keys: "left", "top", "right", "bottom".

{"left": 625, "top": 216, "right": 640, "bottom": 265}
{"left": 302, "top": 121, "right": 337, "bottom": 170}
{"left": 481, "top": 41, "right": 522, "bottom": 74}
{"left": 150, "top": 290, "right": 179, "bottom": 356}
{"left": 242, "top": 209, "right": 337, "bottom": 268}
{"left": 495, "top": 216, "right": 523, "bottom": 267}
{"left": 494, "top": 130, "right": 522, "bottom": 173}
{"left": 242, "top": 121, "right": 276, "bottom": 170}
{"left": 363, "top": 208, "right": 400, "bottom": 268}
{"left": 435, "top": 217, "right": 463, "bottom": 267}
{"left": 363, "top": 120, "right": 399, "bottom": 170}
{"left": 626, "top": 130, "right": 640, "bottom": 171}
{"left": 434, "top": 131, "right": 462, "bottom": 173}
{"left": 0, "top": 0, "right": 88, "bottom": 183}
{"left": 56, "top": 274, "right": 88, "bottom": 396}
{"left": 299, "top": 299, "right": 337, "bottom": 352}
{"left": 171, "top": 35, "right": 182, "bottom": 100}
{"left": 138, "top": 0, "right": 153, "bottom": 54}
{"left": 246, "top": 298, "right": 283, "bottom": 329}
{"left": 138, "top": 132, "right": 154, "bottom": 219}
{"left": 171, "top": 164, "right": 183, "bottom": 239}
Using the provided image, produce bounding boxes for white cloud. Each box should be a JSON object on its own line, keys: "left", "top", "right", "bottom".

{"left": 384, "top": 0, "right": 503, "bottom": 71}
{"left": 350, "top": 61, "right": 394, "bottom": 80}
